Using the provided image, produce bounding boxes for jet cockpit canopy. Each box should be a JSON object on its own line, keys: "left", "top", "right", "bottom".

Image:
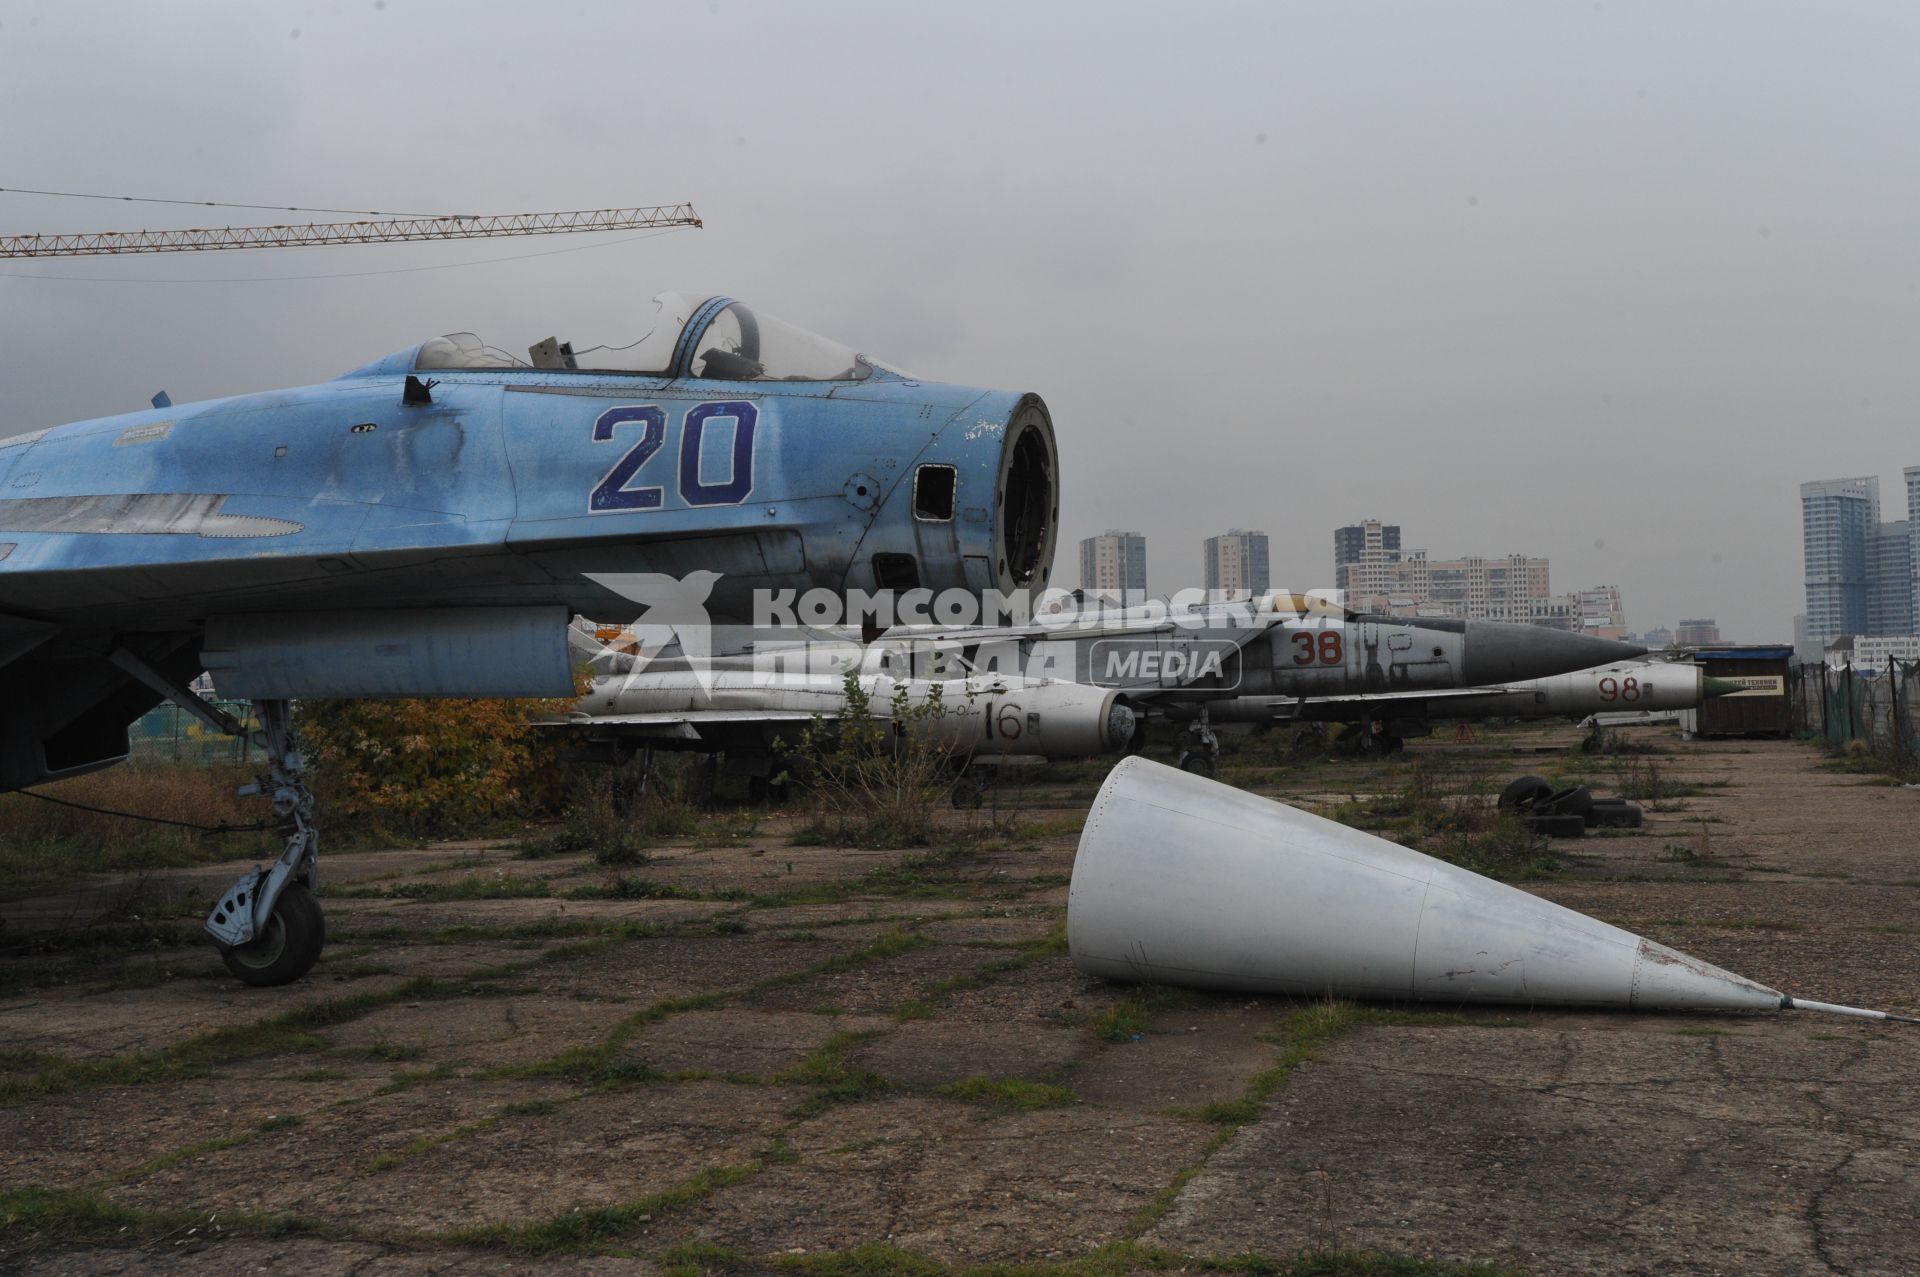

{"left": 416, "top": 291, "right": 887, "bottom": 381}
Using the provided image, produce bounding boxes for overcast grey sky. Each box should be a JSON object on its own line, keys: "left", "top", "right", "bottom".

{"left": 6, "top": 1, "right": 1919, "bottom": 641}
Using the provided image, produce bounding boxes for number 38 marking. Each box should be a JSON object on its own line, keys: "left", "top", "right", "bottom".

{"left": 1291, "top": 630, "right": 1344, "bottom": 666}
{"left": 590, "top": 400, "right": 757, "bottom": 512}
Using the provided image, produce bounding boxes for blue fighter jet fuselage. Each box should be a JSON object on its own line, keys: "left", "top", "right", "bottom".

{"left": 0, "top": 293, "right": 1060, "bottom": 791}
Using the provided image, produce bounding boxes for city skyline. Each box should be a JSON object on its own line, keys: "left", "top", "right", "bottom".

{"left": 1800, "top": 471, "right": 1918, "bottom": 649}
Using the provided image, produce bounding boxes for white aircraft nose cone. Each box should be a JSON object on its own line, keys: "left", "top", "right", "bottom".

{"left": 1068, "top": 757, "right": 1785, "bottom": 1014}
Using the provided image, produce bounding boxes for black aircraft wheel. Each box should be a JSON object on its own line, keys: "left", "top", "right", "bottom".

{"left": 951, "top": 777, "right": 986, "bottom": 809}
{"left": 221, "top": 882, "right": 324, "bottom": 988}
{"left": 1178, "top": 752, "right": 1217, "bottom": 778}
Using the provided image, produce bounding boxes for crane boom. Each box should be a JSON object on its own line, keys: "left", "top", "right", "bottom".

{"left": 0, "top": 204, "right": 702, "bottom": 259}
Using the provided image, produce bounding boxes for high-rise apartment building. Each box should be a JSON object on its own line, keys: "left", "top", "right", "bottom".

{"left": 1203, "top": 529, "right": 1270, "bottom": 598}
{"left": 1334, "top": 521, "right": 1400, "bottom": 593}
{"left": 1906, "top": 467, "right": 1920, "bottom": 633}
{"left": 1870, "top": 520, "right": 1914, "bottom": 638}
{"left": 1078, "top": 530, "right": 1147, "bottom": 599}
{"left": 1797, "top": 476, "right": 1889, "bottom": 641}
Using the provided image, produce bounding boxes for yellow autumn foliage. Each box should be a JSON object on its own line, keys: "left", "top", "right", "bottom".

{"left": 296, "top": 697, "right": 572, "bottom": 841}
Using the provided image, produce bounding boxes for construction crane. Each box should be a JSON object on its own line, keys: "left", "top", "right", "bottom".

{"left": 0, "top": 204, "right": 701, "bottom": 259}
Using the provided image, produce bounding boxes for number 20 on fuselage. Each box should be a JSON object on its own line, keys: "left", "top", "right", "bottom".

{"left": 589, "top": 400, "right": 757, "bottom": 513}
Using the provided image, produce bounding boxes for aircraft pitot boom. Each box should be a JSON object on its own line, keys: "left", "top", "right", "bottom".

{"left": 0, "top": 291, "right": 1060, "bottom": 983}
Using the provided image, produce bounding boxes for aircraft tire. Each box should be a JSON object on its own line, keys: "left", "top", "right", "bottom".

{"left": 1178, "top": 752, "right": 1217, "bottom": 778}
{"left": 951, "top": 777, "right": 986, "bottom": 809}
{"left": 1587, "top": 800, "right": 1644, "bottom": 829}
{"left": 221, "top": 882, "right": 325, "bottom": 987}
{"left": 1498, "top": 775, "right": 1554, "bottom": 811}
{"left": 1524, "top": 812, "right": 1587, "bottom": 839}
{"left": 1538, "top": 785, "right": 1595, "bottom": 821}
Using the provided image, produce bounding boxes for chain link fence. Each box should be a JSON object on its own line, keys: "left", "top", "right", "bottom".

{"left": 1791, "top": 661, "right": 1920, "bottom": 763}
{"left": 125, "top": 700, "right": 264, "bottom": 768}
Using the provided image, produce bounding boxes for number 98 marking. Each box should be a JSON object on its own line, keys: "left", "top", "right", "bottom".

{"left": 1597, "top": 676, "right": 1640, "bottom": 703}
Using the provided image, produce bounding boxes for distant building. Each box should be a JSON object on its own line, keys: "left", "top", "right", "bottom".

{"left": 1329, "top": 517, "right": 1623, "bottom": 629}
{"left": 1643, "top": 626, "right": 1676, "bottom": 650}
{"left": 1840, "top": 634, "right": 1920, "bottom": 672}
{"left": 1203, "top": 529, "right": 1270, "bottom": 598}
{"left": 1573, "top": 585, "right": 1628, "bottom": 639}
{"left": 1801, "top": 477, "right": 1880, "bottom": 643}
{"left": 1871, "top": 520, "right": 1915, "bottom": 637}
{"left": 1792, "top": 613, "right": 1819, "bottom": 664}
{"left": 1908, "top": 467, "right": 1920, "bottom": 632}
{"left": 1078, "top": 530, "right": 1147, "bottom": 599}
{"left": 1334, "top": 520, "right": 1401, "bottom": 594}
{"left": 1675, "top": 618, "right": 1722, "bottom": 646}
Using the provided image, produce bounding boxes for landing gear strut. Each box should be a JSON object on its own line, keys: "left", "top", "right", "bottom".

{"left": 1176, "top": 708, "right": 1219, "bottom": 778}
{"left": 210, "top": 700, "right": 324, "bottom": 986}
{"left": 103, "top": 650, "right": 325, "bottom": 986}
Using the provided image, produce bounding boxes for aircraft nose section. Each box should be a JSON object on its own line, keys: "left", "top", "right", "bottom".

{"left": 1461, "top": 622, "right": 1648, "bottom": 686}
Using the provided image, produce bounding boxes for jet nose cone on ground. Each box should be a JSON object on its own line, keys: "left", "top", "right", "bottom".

{"left": 1461, "top": 622, "right": 1648, "bottom": 685}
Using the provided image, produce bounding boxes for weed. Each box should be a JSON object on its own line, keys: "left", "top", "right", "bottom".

{"left": 568, "top": 875, "right": 705, "bottom": 901}
{"left": 368, "top": 1115, "right": 498, "bottom": 1172}
{"left": 450, "top": 1163, "right": 757, "bottom": 1253}
{"left": 1176, "top": 1001, "right": 1370, "bottom": 1128}
{"left": 0, "top": 765, "right": 281, "bottom": 898}
{"left": 0, "top": 973, "right": 517, "bottom": 1105}
{"left": 662, "top": 1240, "right": 747, "bottom": 1276}
{"left": 791, "top": 669, "right": 955, "bottom": 848}
{"left": 388, "top": 873, "right": 551, "bottom": 902}
{"left": 520, "top": 1048, "right": 663, "bottom": 1087}
{"left": 0, "top": 1186, "right": 320, "bottom": 1246}
{"left": 1091, "top": 998, "right": 1154, "bottom": 1042}
{"left": 541, "top": 760, "right": 698, "bottom": 865}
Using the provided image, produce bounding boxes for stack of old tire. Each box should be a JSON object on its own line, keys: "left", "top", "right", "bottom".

{"left": 1497, "top": 775, "right": 1643, "bottom": 838}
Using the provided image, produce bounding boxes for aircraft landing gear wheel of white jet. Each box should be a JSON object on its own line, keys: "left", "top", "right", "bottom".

{"left": 221, "top": 881, "right": 325, "bottom": 987}
{"left": 1177, "top": 751, "right": 1216, "bottom": 778}
{"left": 951, "top": 775, "right": 986, "bottom": 809}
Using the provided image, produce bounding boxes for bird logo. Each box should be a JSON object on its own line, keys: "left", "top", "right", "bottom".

{"left": 583, "top": 570, "right": 723, "bottom": 693}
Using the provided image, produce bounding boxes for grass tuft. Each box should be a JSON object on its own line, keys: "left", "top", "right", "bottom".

{"left": 451, "top": 1162, "right": 756, "bottom": 1253}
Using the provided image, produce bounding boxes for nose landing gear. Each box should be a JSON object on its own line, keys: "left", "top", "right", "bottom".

{"left": 103, "top": 649, "right": 326, "bottom": 987}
